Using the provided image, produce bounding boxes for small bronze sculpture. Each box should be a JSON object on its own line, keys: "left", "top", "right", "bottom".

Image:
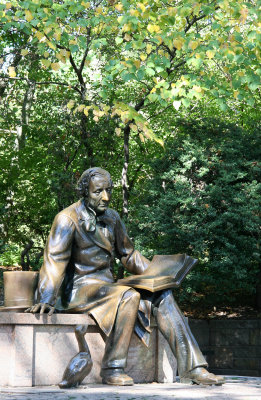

{"left": 58, "top": 324, "right": 92, "bottom": 388}
{"left": 26, "top": 167, "right": 224, "bottom": 387}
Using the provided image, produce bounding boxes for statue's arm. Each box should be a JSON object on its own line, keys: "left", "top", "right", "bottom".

{"left": 26, "top": 213, "right": 75, "bottom": 314}
{"left": 114, "top": 212, "right": 150, "bottom": 275}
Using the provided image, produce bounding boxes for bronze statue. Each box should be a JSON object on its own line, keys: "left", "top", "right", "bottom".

{"left": 26, "top": 167, "right": 225, "bottom": 386}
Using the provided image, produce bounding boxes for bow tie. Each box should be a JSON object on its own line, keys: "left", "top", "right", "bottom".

{"left": 81, "top": 205, "right": 114, "bottom": 232}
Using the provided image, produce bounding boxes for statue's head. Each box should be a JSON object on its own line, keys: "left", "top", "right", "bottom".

{"left": 77, "top": 168, "right": 113, "bottom": 214}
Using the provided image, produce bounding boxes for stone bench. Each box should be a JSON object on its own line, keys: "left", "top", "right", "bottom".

{"left": 0, "top": 313, "right": 177, "bottom": 387}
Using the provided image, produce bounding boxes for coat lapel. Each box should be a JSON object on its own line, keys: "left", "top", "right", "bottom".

{"left": 90, "top": 226, "right": 112, "bottom": 254}
{"left": 77, "top": 200, "right": 112, "bottom": 254}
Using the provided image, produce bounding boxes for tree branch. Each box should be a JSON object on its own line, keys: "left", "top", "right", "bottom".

{"left": 64, "top": 144, "right": 80, "bottom": 171}
{"left": 79, "top": 27, "right": 92, "bottom": 74}
{"left": 33, "top": 26, "right": 86, "bottom": 92}
{"left": 128, "top": 164, "right": 143, "bottom": 194}
{"left": 121, "top": 124, "right": 131, "bottom": 218}
{"left": 0, "top": 76, "right": 82, "bottom": 94}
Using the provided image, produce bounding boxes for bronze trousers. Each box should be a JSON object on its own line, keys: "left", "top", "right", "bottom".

{"left": 101, "top": 288, "right": 207, "bottom": 376}
{"left": 152, "top": 289, "right": 207, "bottom": 377}
{"left": 101, "top": 288, "right": 140, "bottom": 369}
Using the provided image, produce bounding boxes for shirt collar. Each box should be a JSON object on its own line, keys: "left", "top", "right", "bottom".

{"left": 79, "top": 199, "right": 113, "bottom": 231}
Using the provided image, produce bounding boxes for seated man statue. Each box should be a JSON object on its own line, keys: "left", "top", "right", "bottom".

{"left": 27, "top": 167, "right": 224, "bottom": 386}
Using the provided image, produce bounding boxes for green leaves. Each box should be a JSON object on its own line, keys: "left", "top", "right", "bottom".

{"left": 0, "top": 1, "right": 260, "bottom": 260}
{"left": 145, "top": 67, "right": 155, "bottom": 77}
{"left": 1, "top": 0, "right": 261, "bottom": 114}
{"left": 129, "top": 118, "right": 261, "bottom": 307}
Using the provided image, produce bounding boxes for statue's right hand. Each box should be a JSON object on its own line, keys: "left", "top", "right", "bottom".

{"left": 25, "top": 303, "right": 55, "bottom": 316}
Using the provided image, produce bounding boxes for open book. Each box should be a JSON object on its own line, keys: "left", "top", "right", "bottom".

{"left": 118, "top": 254, "right": 197, "bottom": 292}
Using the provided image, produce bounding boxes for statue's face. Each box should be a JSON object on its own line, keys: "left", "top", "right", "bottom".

{"left": 87, "top": 175, "right": 112, "bottom": 213}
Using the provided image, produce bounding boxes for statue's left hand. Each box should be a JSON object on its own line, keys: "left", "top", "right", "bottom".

{"left": 25, "top": 303, "right": 55, "bottom": 316}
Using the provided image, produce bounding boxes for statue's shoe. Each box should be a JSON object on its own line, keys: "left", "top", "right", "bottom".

{"left": 180, "top": 367, "right": 225, "bottom": 386}
{"left": 101, "top": 368, "right": 134, "bottom": 386}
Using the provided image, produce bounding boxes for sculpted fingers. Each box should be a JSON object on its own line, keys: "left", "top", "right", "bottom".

{"left": 24, "top": 306, "right": 33, "bottom": 313}
{"left": 47, "top": 305, "right": 55, "bottom": 316}
{"left": 24, "top": 303, "right": 55, "bottom": 314}
{"left": 38, "top": 303, "right": 55, "bottom": 315}
{"left": 26, "top": 303, "right": 42, "bottom": 314}
{"left": 39, "top": 303, "right": 49, "bottom": 314}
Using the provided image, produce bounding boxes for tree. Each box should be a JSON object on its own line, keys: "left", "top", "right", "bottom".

{"left": 0, "top": 0, "right": 260, "bottom": 280}
{"left": 129, "top": 118, "right": 261, "bottom": 307}
{"left": 1, "top": 0, "right": 260, "bottom": 212}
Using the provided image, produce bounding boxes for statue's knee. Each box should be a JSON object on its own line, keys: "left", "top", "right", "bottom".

{"left": 123, "top": 288, "right": 140, "bottom": 304}
{"left": 154, "top": 289, "right": 173, "bottom": 307}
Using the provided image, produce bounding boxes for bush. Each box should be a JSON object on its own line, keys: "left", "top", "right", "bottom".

{"left": 0, "top": 242, "right": 22, "bottom": 266}
{"left": 129, "top": 119, "right": 260, "bottom": 307}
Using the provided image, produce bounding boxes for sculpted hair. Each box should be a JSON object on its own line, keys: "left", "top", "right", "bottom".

{"left": 77, "top": 167, "right": 113, "bottom": 197}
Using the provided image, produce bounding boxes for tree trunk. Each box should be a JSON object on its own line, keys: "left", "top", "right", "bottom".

{"left": 121, "top": 125, "right": 130, "bottom": 219}
{"left": 117, "top": 125, "right": 131, "bottom": 280}
{"left": 17, "top": 81, "right": 36, "bottom": 150}
{"left": 80, "top": 112, "right": 94, "bottom": 166}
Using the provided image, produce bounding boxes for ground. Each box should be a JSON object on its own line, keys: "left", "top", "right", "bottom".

{"left": 0, "top": 378, "right": 261, "bottom": 400}
{"left": 182, "top": 305, "right": 261, "bottom": 320}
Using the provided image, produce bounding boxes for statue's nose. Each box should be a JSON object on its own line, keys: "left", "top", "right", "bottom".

{"left": 101, "top": 190, "right": 110, "bottom": 201}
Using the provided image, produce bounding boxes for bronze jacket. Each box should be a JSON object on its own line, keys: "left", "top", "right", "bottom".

{"left": 37, "top": 199, "right": 150, "bottom": 337}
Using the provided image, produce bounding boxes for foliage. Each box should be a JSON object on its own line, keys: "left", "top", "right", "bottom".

{"left": 0, "top": 242, "right": 22, "bottom": 266}
{"left": 0, "top": 1, "right": 260, "bottom": 307}
{"left": 129, "top": 119, "right": 261, "bottom": 306}
{"left": 1, "top": 0, "right": 260, "bottom": 117}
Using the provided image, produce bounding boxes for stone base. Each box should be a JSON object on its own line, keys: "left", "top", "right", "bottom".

{"left": 0, "top": 313, "right": 177, "bottom": 387}
{"left": 189, "top": 319, "right": 261, "bottom": 377}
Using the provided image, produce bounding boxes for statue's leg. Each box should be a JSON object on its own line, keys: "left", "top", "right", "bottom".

{"left": 152, "top": 289, "right": 207, "bottom": 378}
{"left": 153, "top": 290, "right": 225, "bottom": 385}
{"left": 101, "top": 288, "right": 140, "bottom": 385}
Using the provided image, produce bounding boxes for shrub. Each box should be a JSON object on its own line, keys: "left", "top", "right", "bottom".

{"left": 129, "top": 119, "right": 260, "bottom": 307}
